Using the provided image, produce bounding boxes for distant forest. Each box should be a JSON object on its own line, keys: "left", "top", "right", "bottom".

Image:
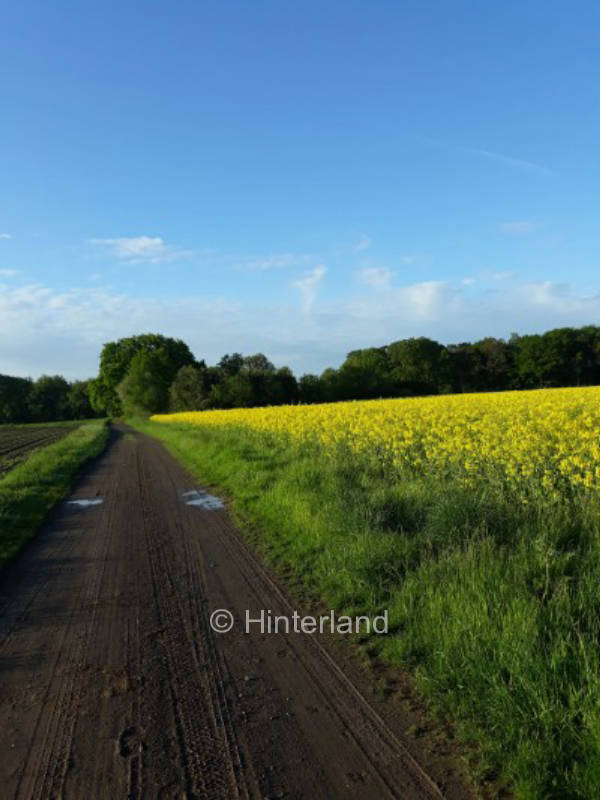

{"left": 2, "top": 325, "right": 600, "bottom": 423}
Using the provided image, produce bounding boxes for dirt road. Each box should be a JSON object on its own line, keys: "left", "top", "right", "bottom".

{"left": 0, "top": 425, "right": 467, "bottom": 799}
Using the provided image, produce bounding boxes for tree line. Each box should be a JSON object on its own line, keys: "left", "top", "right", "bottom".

{"left": 0, "top": 375, "right": 97, "bottom": 424}
{"left": 2, "top": 325, "right": 600, "bottom": 423}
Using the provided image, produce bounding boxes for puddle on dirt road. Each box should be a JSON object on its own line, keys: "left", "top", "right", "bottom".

{"left": 67, "top": 499, "right": 103, "bottom": 508}
{"left": 181, "top": 490, "right": 224, "bottom": 511}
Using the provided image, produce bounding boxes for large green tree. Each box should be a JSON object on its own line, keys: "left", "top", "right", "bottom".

{"left": 337, "top": 348, "right": 390, "bottom": 399}
{"left": 118, "top": 350, "right": 172, "bottom": 416}
{"left": 90, "top": 333, "right": 196, "bottom": 415}
{"left": 388, "top": 337, "right": 449, "bottom": 394}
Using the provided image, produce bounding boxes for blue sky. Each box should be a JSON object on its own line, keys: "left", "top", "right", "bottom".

{"left": 1, "top": 1, "right": 599, "bottom": 378}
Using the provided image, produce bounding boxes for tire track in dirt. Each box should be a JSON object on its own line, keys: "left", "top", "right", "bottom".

{"left": 136, "top": 446, "right": 249, "bottom": 798}
{"left": 209, "top": 513, "right": 441, "bottom": 797}
{"left": 0, "top": 425, "right": 473, "bottom": 799}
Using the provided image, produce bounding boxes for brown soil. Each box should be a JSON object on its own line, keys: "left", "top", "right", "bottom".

{"left": 0, "top": 425, "right": 76, "bottom": 475}
{"left": 0, "top": 424, "right": 475, "bottom": 799}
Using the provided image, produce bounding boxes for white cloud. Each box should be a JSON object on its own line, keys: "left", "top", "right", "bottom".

{"left": 400, "top": 254, "right": 418, "bottom": 264}
{"left": 88, "top": 235, "right": 191, "bottom": 263}
{"left": 2, "top": 277, "right": 600, "bottom": 380}
{"left": 337, "top": 279, "right": 600, "bottom": 346}
{"left": 292, "top": 265, "right": 326, "bottom": 313}
{"left": 357, "top": 267, "right": 393, "bottom": 287}
{"left": 462, "top": 277, "right": 476, "bottom": 286}
{"left": 0, "top": 269, "right": 19, "bottom": 277}
{"left": 499, "top": 221, "right": 540, "bottom": 235}
{"left": 338, "top": 281, "right": 463, "bottom": 331}
{"left": 0, "top": 283, "right": 241, "bottom": 378}
{"left": 514, "top": 281, "right": 588, "bottom": 314}
{"left": 354, "top": 235, "right": 372, "bottom": 252}
{"left": 398, "top": 281, "right": 456, "bottom": 319}
{"left": 0, "top": 233, "right": 11, "bottom": 240}
{"left": 243, "top": 253, "right": 304, "bottom": 271}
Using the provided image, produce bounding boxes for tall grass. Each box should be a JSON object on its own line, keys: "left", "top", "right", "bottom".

{"left": 0, "top": 421, "right": 109, "bottom": 565}
{"left": 135, "top": 417, "right": 600, "bottom": 798}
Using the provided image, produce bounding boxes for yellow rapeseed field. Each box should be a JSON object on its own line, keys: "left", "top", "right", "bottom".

{"left": 152, "top": 387, "right": 600, "bottom": 497}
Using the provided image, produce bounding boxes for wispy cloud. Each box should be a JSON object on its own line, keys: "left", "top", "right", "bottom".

{"left": 400, "top": 254, "right": 419, "bottom": 264}
{"left": 88, "top": 235, "right": 191, "bottom": 263}
{"left": 242, "top": 253, "right": 310, "bottom": 271}
{"left": 473, "top": 149, "right": 552, "bottom": 176}
{"left": 499, "top": 221, "right": 541, "bottom": 235}
{"left": 357, "top": 267, "right": 393, "bottom": 287}
{"left": 0, "top": 233, "right": 12, "bottom": 240}
{"left": 420, "top": 137, "right": 552, "bottom": 176}
{"left": 0, "top": 268, "right": 19, "bottom": 277}
{"left": 292, "top": 265, "right": 326, "bottom": 313}
{"left": 354, "top": 235, "right": 372, "bottom": 252}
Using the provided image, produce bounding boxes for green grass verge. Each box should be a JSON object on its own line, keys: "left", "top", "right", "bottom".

{"left": 0, "top": 420, "right": 109, "bottom": 565}
{"left": 132, "top": 418, "right": 600, "bottom": 799}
